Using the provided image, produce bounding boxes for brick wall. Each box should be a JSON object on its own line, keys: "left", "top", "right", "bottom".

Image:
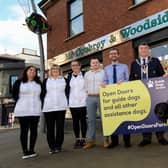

{"left": 45, "top": 0, "right": 168, "bottom": 65}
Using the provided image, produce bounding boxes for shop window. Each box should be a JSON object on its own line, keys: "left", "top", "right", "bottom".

{"left": 9, "top": 75, "right": 18, "bottom": 93}
{"left": 151, "top": 42, "right": 168, "bottom": 74}
{"left": 68, "top": 0, "right": 84, "bottom": 37}
{"left": 133, "top": 0, "right": 147, "bottom": 4}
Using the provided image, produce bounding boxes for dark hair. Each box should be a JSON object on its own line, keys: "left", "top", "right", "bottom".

{"left": 90, "top": 57, "right": 100, "bottom": 62}
{"left": 71, "top": 60, "right": 81, "bottom": 66}
{"left": 20, "top": 66, "right": 41, "bottom": 83}
{"left": 110, "top": 48, "right": 120, "bottom": 54}
{"left": 138, "top": 42, "right": 149, "bottom": 47}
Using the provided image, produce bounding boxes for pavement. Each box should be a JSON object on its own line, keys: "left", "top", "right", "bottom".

{"left": 0, "top": 120, "right": 168, "bottom": 168}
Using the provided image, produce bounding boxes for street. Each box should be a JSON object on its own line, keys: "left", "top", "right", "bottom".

{"left": 0, "top": 125, "right": 168, "bottom": 168}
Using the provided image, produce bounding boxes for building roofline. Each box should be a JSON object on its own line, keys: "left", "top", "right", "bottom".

{"left": 38, "top": 0, "right": 58, "bottom": 12}
{"left": 0, "top": 54, "right": 25, "bottom": 61}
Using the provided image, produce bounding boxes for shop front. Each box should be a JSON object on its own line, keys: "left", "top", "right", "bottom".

{"left": 47, "top": 9, "right": 168, "bottom": 74}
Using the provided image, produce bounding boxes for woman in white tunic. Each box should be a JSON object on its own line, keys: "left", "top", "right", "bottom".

{"left": 67, "top": 60, "right": 87, "bottom": 148}
{"left": 42, "top": 64, "right": 68, "bottom": 154}
{"left": 12, "top": 66, "right": 42, "bottom": 159}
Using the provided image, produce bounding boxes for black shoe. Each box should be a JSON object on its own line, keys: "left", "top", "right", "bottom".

{"left": 55, "top": 147, "right": 62, "bottom": 153}
{"left": 158, "top": 138, "right": 168, "bottom": 145}
{"left": 28, "top": 151, "right": 38, "bottom": 158}
{"left": 107, "top": 142, "right": 118, "bottom": 149}
{"left": 80, "top": 139, "right": 86, "bottom": 147}
{"left": 124, "top": 142, "right": 131, "bottom": 148}
{"left": 138, "top": 140, "right": 151, "bottom": 147}
{"left": 22, "top": 151, "right": 37, "bottom": 159}
{"left": 74, "top": 140, "right": 81, "bottom": 149}
{"left": 22, "top": 151, "right": 30, "bottom": 159}
{"left": 49, "top": 149, "right": 56, "bottom": 154}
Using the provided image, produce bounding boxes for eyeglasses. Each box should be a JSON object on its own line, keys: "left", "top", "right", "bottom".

{"left": 71, "top": 64, "right": 80, "bottom": 67}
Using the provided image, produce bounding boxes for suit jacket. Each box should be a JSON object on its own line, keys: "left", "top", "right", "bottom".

{"left": 129, "top": 57, "right": 164, "bottom": 80}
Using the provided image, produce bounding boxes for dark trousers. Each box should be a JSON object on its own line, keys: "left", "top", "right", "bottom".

{"left": 142, "top": 131, "right": 164, "bottom": 141}
{"left": 44, "top": 111, "right": 66, "bottom": 150}
{"left": 70, "top": 107, "right": 87, "bottom": 139}
{"left": 111, "top": 134, "right": 130, "bottom": 144}
{"left": 18, "top": 116, "right": 39, "bottom": 153}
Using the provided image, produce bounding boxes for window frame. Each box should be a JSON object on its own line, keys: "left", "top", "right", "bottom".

{"left": 133, "top": 0, "right": 147, "bottom": 5}
{"left": 68, "top": 0, "right": 84, "bottom": 37}
{"left": 9, "top": 75, "right": 19, "bottom": 93}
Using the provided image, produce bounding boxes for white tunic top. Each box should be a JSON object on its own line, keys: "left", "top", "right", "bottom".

{"left": 14, "top": 81, "right": 42, "bottom": 117}
{"left": 42, "top": 77, "right": 68, "bottom": 112}
{"left": 69, "top": 72, "right": 87, "bottom": 108}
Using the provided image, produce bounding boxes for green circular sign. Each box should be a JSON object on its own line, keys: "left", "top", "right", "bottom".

{"left": 26, "top": 13, "right": 49, "bottom": 34}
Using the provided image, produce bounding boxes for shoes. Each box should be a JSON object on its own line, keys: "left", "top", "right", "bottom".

{"left": 74, "top": 139, "right": 81, "bottom": 149}
{"left": 107, "top": 142, "right": 118, "bottom": 149}
{"left": 83, "top": 141, "right": 96, "bottom": 149}
{"left": 158, "top": 138, "right": 168, "bottom": 145}
{"left": 80, "top": 139, "right": 86, "bottom": 147}
{"left": 49, "top": 147, "right": 62, "bottom": 154}
{"left": 138, "top": 140, "right": 151, "bottom": 147}
{"left": 28, "top": 151, "right": 37, "bottom": 158}
{"left": 55, "top": 148, "right": 62, "bottom": 153}
{"left": 104, "top": 140, "right": 110, "bottom": 148}
{"left": 22, "top": 151, "right": 31, "bottom": 159}
{"left": 22, "top": 151, "right": 37, "bottom": 159}
{"left": 49, "top": 149, "right": 56, "bottom": 154}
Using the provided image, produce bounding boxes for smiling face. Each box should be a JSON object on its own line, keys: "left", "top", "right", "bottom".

{"left": 90, "top": 58, "right": 100, "bottom": 71}
{"left": 50, "top": 65, "right": 61, "bottom": 78}
{"left": 27, "top": 67, "right": 36, "bottom": 81}
{"left": 109, "top": 49, "right": 120, "bottom": 62}
{"left": 71, "top": 61, "right": 81, "bottom": 74}
{"left": 138, "top": 44, "right": 150, "bottom": 58}
{"left": 51, "top": 67, "right": 60, "bottom": 77}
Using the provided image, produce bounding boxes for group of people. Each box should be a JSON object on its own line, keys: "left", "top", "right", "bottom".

{"left": 12, "top": 42, "right": 168, "bottom": 159}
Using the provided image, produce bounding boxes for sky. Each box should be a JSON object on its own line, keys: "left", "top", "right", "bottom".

{"left": 0, "top": 0, "right": 46, "bottom": 55}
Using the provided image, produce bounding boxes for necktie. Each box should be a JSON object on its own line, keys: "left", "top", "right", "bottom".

{"left": 142, "top": 58, "right": 147, "bottom": 79}
{"left": 113, "top": 64, "right": 117, "bottom": 83}
{"left": 143, "top": 58, "right": 146, "bottom": 65}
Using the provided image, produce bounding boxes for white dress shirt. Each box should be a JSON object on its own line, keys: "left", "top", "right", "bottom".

{"left": 140, "top": 57, "right": 148, "bottom": 65}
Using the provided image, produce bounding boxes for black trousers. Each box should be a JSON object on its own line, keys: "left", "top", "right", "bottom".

{"left": 111, "top": 134, "right": 130, "bottom": 144}
{"left": 142, "top": 131, "right": 164, "bottom": 141}
{"left": 18, "top": 116, "right": 39, "bottom": 153}
{"left": 70, "top": 107, "right": 87, "bottom": 139}
{"left": 44, "top": 111, "right": 66, "bottom": 150}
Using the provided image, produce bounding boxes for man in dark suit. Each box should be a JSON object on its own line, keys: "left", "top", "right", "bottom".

{"left": 129, "top": 42, "right": 168, "bottom": 147}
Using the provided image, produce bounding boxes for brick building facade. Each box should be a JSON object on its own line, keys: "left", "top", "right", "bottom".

{"left": 39, "top": 0, "right": 168, "bottom": 73}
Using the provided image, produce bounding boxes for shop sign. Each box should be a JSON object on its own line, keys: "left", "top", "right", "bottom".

{"left": 49, "top": 9, "right": 168, "bottom": 66}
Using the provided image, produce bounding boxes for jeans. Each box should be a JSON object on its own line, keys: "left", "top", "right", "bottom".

{"left": 86, "top": 96, "right": 100, "bottom": 142}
